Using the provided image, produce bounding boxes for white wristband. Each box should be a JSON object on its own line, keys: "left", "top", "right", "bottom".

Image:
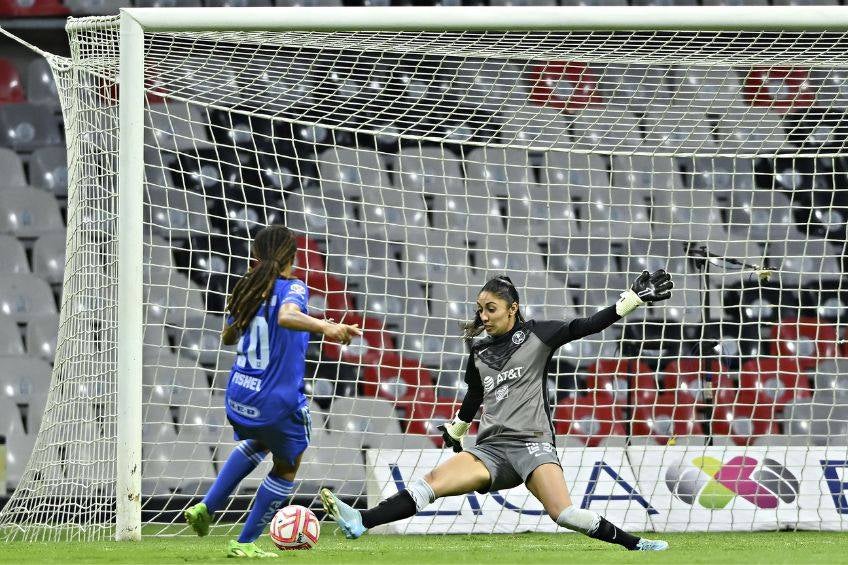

{"left": 445, "top": 414, "right": 470, "bottom": 438}
{"left": 615, "top": 289, "right": 644, "bottom": 317}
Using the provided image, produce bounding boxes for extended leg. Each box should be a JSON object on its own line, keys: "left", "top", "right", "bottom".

{"left": 526, "top": 463, "right": 668, "bottom": 552}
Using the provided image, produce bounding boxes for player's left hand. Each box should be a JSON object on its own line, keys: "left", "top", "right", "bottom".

{"left": 630, "top": 269, "right": 673, "bottom": 304}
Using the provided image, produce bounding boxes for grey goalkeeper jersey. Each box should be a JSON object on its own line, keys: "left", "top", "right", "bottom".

{"left": 460, "top": 307, "right": 621, "bottom": 446}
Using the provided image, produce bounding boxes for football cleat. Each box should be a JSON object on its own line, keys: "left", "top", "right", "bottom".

{"left": 184, "top": 502, "right": 212, "bottom": 537}
{"left": 320, "top": 488, "right": 367, "bottom": 540}
{"left": 226, "top": 540, "right": 278, "bottom": 558}
{"left": 635, "top": 538, "right": 669, "bottom": 551}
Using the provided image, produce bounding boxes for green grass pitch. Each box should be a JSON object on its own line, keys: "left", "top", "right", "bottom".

{"left": 0, "top": 530, "right": 845, "bottom": 564}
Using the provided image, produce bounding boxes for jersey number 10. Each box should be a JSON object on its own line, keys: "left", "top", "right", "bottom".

{"left": 236, "top": 317, "right": 270, "bottom": 371}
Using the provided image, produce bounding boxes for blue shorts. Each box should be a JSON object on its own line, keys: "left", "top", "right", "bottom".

{"left": 228, "top": 405, "right": 311, "bottom": 466}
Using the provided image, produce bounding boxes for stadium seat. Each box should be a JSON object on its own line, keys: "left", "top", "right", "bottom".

{"left": 144, "top": 355, "right": 212, "bottom": 412}
{"left": 321, "top": 314, "right": 394, "bottom": 366}
{"left": 354, "top": 276, "right": 427, "bottom": 327}
{"left": 642, "top": 110, "right": 716, "bottom": 153}
{"left": 662, "top": 357, "right": 731, "bottom": 403}
{"left": 499, "top": 107, "right": 572, "bottom": 149}
{"left": 427, "top": 276, "right": 478, "bottom": 322}
{"left": 360, "top": 186, "right": 428, "bottom": 244}
{"left": 145, "top": 183, "right": 211, "bottom": 241}
{"left": 0, "top": 235, "right": 30, "bottom": 275}
{"left": 2, "top": 64, "right": 41, "bottom": 106}
{"left": 359, "top": 354, "right": 436, "bottom": 413}
{"left": 599, "top": 63, "right": 674, "bottom": 113}
{"left": 64, "top": 0, "right": 126, "bottom": 15}
{"left": 0, "top": 188, "right": 64, "bottom": 239}
{"left": 0, "top": 274, "right": 57, "bottom": 323}
{"left": 462, "top": 147, "right": 533, "bottom": 195}
{"left": 631, "top": 392, "right": 704, "bottom": 443}
{"left": 144, "top": 272, "right": 206, "bottom": 326}
{"left": 25, "top": 313, "right": 58, "bottom": 362}
{"left": 711, "top": 387, "right": 778, "bottom": 446}
{"left": 716, "top": 107, "right": 789, "bottom": 153}
{"left": 743, "top": 67, "right": 814, "bottom": 113}
{"left": 327, "top": 396, "right": 403, "bottom": 447}
{"left": 769, "top": 316, "right": 838, "bottom": 369}
{"left": 297, "top": 430, "right": 365, "bottom": 497}
{"left": 527, "top": 60, "right": 601, "bottom": 114}
{"left": 142, "top": 441, "right": 216, "bottom": 496}
{"left": 32, "top": 230, "right": 66, "bottom": 285}
{"left": 782, "top": 399, "right": 848, "bottom": 446}
{"left": 390, "top": 145, "right": 463, "bottom": 195}
{"left": 405, "top": 400, "right": 474, "bottom": 446}
{"left": 169, "top": 314, "right": 228, "bottom": 366}
{"left": 0, "top": 146, "right": 26, "bottom": 190}
{"left": 717, "top": 186, "right": 799, "bottom": 242}
{"left": 0, "top": 0, "right": 68, "bottom": 16}
{"left": 0, "top": 316, "right": 23, "bottom": 356}
{"left": 584, "top": 358, "right": 656, "bottom": 406}
{"left": 801, "top": 278, "right": 848, "bottom": 325}
{"left": 397, "top": 317, "right": 466, "bottom": 368}
{"left": 25, "top": 59, "right": 59, "bottom": 108}
{"left": 168, "top": 146, "right": 250, "bottom": 201}
{"left": 0, "top": 103, "right": 62, "bottom": 152}
{"left": 28, "top": 146, "right": 68, "bottom": 197}
{"left": 0, "top": 355, "right": 52, "bottom": 406}
{"left": 146, "top": 101, "right": 213, "bottom": 155}
{"left": 284, "top": 189, "right": 362, "bottom": 239}
{"left": 739, "top": 357, "right": 811, "bottom": 409}
{"left": 317, "top": 146, "right": 389, "bottom": 197}
{"left": 672, "top": 66, "right": 744, "bottom": 109}
{"left": 767, "top": 239, "right": 843, "bottom": 287}
{"left": 553, "top": 394, "right": 626, "bottom": 447}
{"left": 2, "top": 396, "right": 36, "bottom": 490}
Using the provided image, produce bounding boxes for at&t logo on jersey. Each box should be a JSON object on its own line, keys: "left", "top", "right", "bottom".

{"left": 483, "top": 366, "right": 525, "bottom": 394}
{"left": 483, "top": 376, "right": 495, "bottom": 392}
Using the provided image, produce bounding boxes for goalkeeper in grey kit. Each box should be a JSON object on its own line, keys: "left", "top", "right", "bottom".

{"left": 321, "top": 270, "right": 673, "bottom": 551}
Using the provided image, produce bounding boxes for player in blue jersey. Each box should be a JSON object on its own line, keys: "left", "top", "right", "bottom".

{"left": 185, "top": 225, "right": 361, "bottom": 558}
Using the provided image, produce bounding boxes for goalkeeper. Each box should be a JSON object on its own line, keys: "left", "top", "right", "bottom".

{"left": 322, "top": 271, "right": 672, "bottom": 551}
{"left": 184, "top": 225, "right": 361, "bottom": 558}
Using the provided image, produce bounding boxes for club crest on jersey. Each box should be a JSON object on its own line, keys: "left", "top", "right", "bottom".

{"left": 512, "top": 330, "right": 526, "bottom": 345}
{"left": 289, "top": 283, "right": 306, "bottom": 297}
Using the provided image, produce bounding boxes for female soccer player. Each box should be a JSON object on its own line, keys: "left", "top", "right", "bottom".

{"left": 185, "top": 225, "right": 362, "bottom": 558}
{"left": 321, "top": 271, "right": 673, "bottom": 552}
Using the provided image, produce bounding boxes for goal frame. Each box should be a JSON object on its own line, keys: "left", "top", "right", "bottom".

{"left": 109, "top": 5, "right": 848, "bottom": 541}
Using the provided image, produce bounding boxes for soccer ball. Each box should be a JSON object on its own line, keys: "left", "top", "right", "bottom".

{"left": 268, "top": 505, "right": 320, "bottom": 550}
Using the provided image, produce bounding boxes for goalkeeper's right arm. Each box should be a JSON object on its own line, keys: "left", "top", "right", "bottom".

{"left": 437, "top": 354, "right": 484, "bottom": 452}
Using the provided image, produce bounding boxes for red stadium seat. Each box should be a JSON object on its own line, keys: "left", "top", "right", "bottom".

{"left": 743, "top": 67, "right": 814, "bottom": 113}
{"left": 0, "top": 60, "right": 24, "bottom": 104}
{"left": 528, "top": 61, "right": 602, "bottom": 113}
{"left": 585, "top": 358, "right": 656, "bottom": 406}
{"left": 769, "top": 316, "right": 837, "bottom": 370}
{"left": 711, "top": 387, "right": 778, "bottom": 446}
{"left": 739, "top": 357, "right": 811, "bottom": 408}
{"left": 663, "top": 357, "right": 732, "bottom": 402}
{"left": 553, "top": 394, "right": 626, "bottom": 447}
{"left": 405, "top": 401, "right": 477, "bottom": 446}
{"left": 292, "top": 235, "right": 325, "bottom": 273}
{"left": 631, "top": 392, "right": 704, "bottom": 443}
{"left": 321, "top": 314, "right": 395, "bottom": 366}
{"left": 359, "top": 354, "right": 436, "bottom": 414}
{"left": 0, "top": 0, "right": 69, "bottom": 16}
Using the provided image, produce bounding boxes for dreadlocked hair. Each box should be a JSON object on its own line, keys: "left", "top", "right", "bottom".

{"left": 460, "top": 275, "right": 525, "bottom": 342}
{"left": 222, "top": 225, "right": 297, "bottom": 346}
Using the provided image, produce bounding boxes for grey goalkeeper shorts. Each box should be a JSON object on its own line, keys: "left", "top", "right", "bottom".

{"left": 465, "top": 436, "right": 561, "bottom": 493}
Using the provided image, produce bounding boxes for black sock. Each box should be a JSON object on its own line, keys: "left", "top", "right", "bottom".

{"left": 588, "top": 517, "right": 640, "bottom": 551}
{"left": 360, "top": 489, "right": 417, "bottom": 529}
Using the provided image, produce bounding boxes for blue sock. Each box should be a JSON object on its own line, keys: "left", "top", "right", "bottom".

{"left": 202, "top": 440, "right": 268, "bottom": 514}
{"left": 238, "top": 473, "right": 294, "bottom": 543}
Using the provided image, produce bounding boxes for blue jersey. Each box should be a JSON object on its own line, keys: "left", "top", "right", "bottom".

{"left": 225, "top": 277, "right": 310, "bottom": 428}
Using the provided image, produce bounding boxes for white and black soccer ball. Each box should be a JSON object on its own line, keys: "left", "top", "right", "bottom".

{"left": 269, "top": 505, "right": 320, "bottom": 550}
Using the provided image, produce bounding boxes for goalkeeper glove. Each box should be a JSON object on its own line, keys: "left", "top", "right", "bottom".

{"left": 616, "top": 269, "right": 674, "bottom": 317}
{"left": 436, "top": 414, "right": 471, "bottom": 453}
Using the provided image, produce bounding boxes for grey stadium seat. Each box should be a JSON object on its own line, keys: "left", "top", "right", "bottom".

{"left": 0, "top": 235, "right": 30, "bottom": 275}
{"left": 641, "top": 110, "right": 716, "bottom": 153}
{"left": 0, "top": 147, "right": 27, "bottom": 189}
{"left": 499, "top": 107, "right": 572, "bottom": 150}
{"left": 327, "top": 396, "right": 403, "bottom": 445}
{"left": 672, "top": 66, "right": 744, "bottom": 110}
{"left": 284, "top": 189, "right": 362, "bottom": 239}
{"left": 767, "top": 238, "right": 843, "bottom": 287}
{"left": 145, "top": 182, "right": 210, "bottom": 241}
{"left": 390, "top": 146, "right": 463, "bottom": 196}
{"left": 142, "top": 441, "right": 216, "bottom": 496}
{"left": 716, "top": 107, "right": 789, "bottom": 153}
{"left": 571, "top": 108, "right": 644, "bottom": 153}
{"left": 32, "top": 230, "right": 66, "bottom": 284}
{"left": 29, "top": 145, "right": 69, "bottom": 197}
{"left": 25, "top": 313, "right": 59, "bottom": 362}
{"left": 316, "top": 147, "right": 389, "bottom": 197}
{"left": 0, "top": 355, "right": 52, "bottom": 403}
{"left": 204, "top": 0, "right": 271, "bottom": 5}
{"left": 0, "top": 274, "right": 57, "bottom": 323}
{"left": 0, "top": 315, "right": 24, "bottom": 356}
{"left": 0, "top": 103, "right": 62, "bottom": 152}
{"left": 26, "top": 59, "right": 60, "bottom": 109}
{"left": 144, "top": 272, "right": 206, "bottom": 326}
{"left": 463, "top": 147, "right": 533, "bottom": 195}
{"left": 397, "top": 317, "right": 466, "bottom": 367}
{"left": 599, "top": 63, "right": 675, "bottom": 114}
{"left": 64, "top": 0, "right": 127, "bottom": 15}
{"left": 145, "top": 101, "right": 212, "bottom": 154}
{"left": 360, "top": 186, "right": 428, "bottom": 244}
{"left": 2, "top": 395, "right": 36, "bottom": 489}
{"left": 169, "top": 314, "right": 228, "bottom": 366}
{"left": 0, "top": 188, "right": 64, "bottom": 239}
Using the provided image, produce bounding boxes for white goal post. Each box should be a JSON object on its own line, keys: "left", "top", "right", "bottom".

{"left": 3, "top": 5, "right": 848, "bottom": 543}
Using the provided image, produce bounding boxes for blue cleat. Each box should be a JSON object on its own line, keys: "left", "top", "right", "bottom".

{"left": 320, "top": 488, "right": 367, "bottom": 540}
{"left": 635, "top": 538, "right": 669, "bottom": 551}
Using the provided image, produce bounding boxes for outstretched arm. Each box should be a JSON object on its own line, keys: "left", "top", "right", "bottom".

{"left": 537, "top": 270, "right": 674, "bottom": 349}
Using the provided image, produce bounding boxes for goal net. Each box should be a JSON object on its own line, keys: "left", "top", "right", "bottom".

{"left": 2, "top": 7, "right": 848, "bottom": 541}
